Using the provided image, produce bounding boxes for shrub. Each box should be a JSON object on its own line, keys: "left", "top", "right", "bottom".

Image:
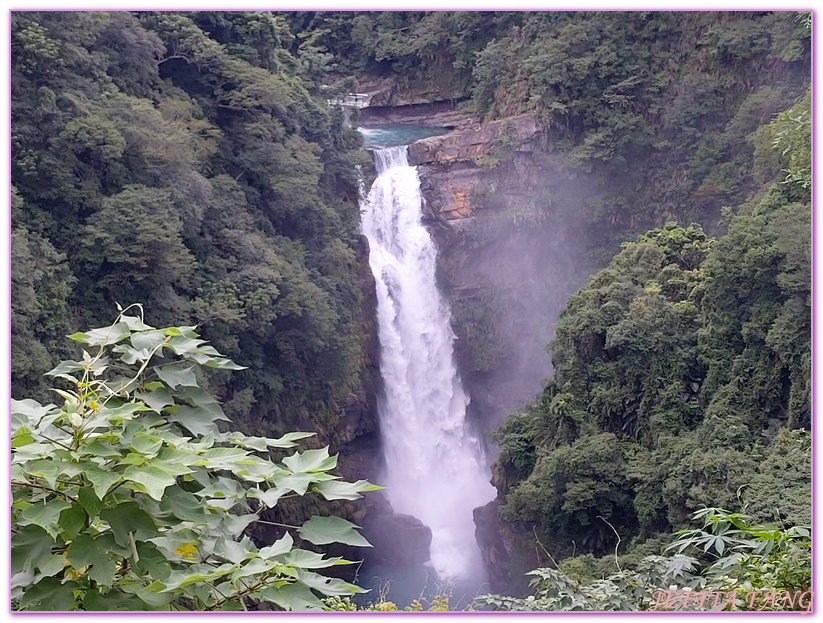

{"left": 11, "top": 304, "right": 379, "bottom": 611}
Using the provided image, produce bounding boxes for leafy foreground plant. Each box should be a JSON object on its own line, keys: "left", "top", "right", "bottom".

{"left": 473, "top": 508, "right": 810, "bottom": 612}
{"left": 325, "top": 594, "right": 451, "bottom": 611}
{"left": 11, "top": 305, "right": 380, "bottom": 611}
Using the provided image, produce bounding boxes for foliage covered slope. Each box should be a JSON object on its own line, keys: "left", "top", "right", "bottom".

{"left": 11, "top": 11, "right": 373, "bottom": 437}
{"left": 492, "top": 91, "right": 811, "bottom": 563}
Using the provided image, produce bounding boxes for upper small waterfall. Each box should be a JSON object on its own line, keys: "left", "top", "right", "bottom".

{"left": 359, "top": 145, "right": 496, "bottom": 584}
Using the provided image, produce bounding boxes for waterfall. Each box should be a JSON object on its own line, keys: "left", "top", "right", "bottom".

{"left": 360, "top": 145, "right": 496, "bottom": 584}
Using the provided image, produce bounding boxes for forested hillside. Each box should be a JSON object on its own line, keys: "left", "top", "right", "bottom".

{"left": 10, "top": 9, "right": 812, "bottom": 611}
{"left": 489, "top": 90, "right": 811, "bottom": 594}
{"left": 11, "top": 11, "right": 374, "bottom": 440}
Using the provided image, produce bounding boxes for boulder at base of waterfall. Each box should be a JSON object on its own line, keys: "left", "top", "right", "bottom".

{"left": 362, "top": 512, "right": 433, "bottom": 566}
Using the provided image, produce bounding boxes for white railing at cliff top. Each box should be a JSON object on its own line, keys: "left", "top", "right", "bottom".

{"left": 327, "top": 93, "right": 372, "bottom": 108}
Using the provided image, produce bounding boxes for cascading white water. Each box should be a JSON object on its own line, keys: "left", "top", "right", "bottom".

{"left": 360, "top": 145, "right": 496, "bottom": 584}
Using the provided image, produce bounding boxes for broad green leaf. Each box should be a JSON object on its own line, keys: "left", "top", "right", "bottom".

{"left": 121, "top": 314, "right": 155, "bottom": 332}
{"left": 116, "top": 346, "right": 151, "bottom": 365}
{"left": 273, "top": 472, "right": 315, "bottom": 496}
{"left": 44, "top": 359, "right": 85, "bottom": 377}
{"left": 230, "top": 556, "right": 274, "bottom": 581}
{"left": 313, "top": 479, "right": 383, "bottom": 501}
{"left": 224, "top": 432, "right": 268, "bottom": 452}
{"left": 11, "top": 463, "right": 27, "bottom": 483}
{"left": 259, "top": 532, "right": 293, "bottom": 559}
{"left": 80, "top": 439, "right": 122, "bottom": 459}
{"left": 130, "top": 329, "right": 168, "bottom": 351}
{"left": 59, "top": 503, "right": 87, "bottom": 540}
{"left": 213, "top": 536, "right": 255, "bottom": 564}
{"left": 226, "top": 461, "right": 277, "bottom": 484}
{"left": 67, "top": 534, "right": 118, "bottom": 587}
{"left": 147, "top": 530, "right": 201, "bottom": 561}
{"left": 149, "top": 459, "right": 194, "bottom": 477}
{"left": 168, "top": 406, "right": 221, "bottom": 437}
{"left": 121, "top": 453, "right": 145, "bottom": 466}
{"left": 297, "top": 569, "right": 366, "bottom": 596}
{"left": 281, "top": 548, "right": 352, "bottom": 569}
{"left": 248, "top": 486, "right": 289, "bottom": 508}
{"left": 202, "top": 356, "right": 246, "bottom": 370}
{"left": 133, "top": 541, "right": 172, "bottom": 582}
{"left": 12, "top": 442, "right": 60, "bottom": 462}
{"left": 206, "top": 498, "right": 237, "bottom": 510}
{"left": 282, "top": 447, "right": 337, "bottom": 473}
{"left": 77, "top": 487, "right": 103, "bottom": 519}
{"left": 20, "top": 499, "right": 70, "bottom": 539}
{"left": 11, "top": 525, "right": 56, "bottom": 574}
{"left": 57, "top": 460, "right": 93, "bottom": 480}
{"left": 25, "top": 458, "right": 60, "bottom": 488}
{"left": 163, "top": 325, "right": 199, "bottom": 338}
{"left": 155, "top": 445, "right": 198, "bottom": 464}
{"left": 123, "top": 465, "right": 177, "bottom": 500}
{"left": 165, "top": 335, "right": 207, "bottom": 355}
{"left": 11, "top": 427, "right": 35, "bottom": 448}
{"left": 38, "top": 553, "right": 68, "bottom": 577}
{"left": 158, "top": 563, "right": 236, "bottom": 591}
{"left": 83, "top": 589, "right": 154, "bottom": 611}
{"left": 10, "top": 569, "right": 34, "bottom": 596}
{"left": 100, "top": 502, "right": 158, "bottom": 547}
{"left": 130, "top": 433, "right": 163, "bottom": 457}
{"left": 220, "top": 513, "right": 258, "bottom": 538}
{"left": 267, "top": 431, "right": 315, "bottom": 448}
{"left": 119, "top": 583, "right": 176, "bottom": 608}
{"left": 199, "top": 446, "right": 252, "bottom": 465}
{"left": 154, "top": 363, "right": 197, "bottom": 389}
{"left": 259, "top": 581, "right": 325, "bottom": 611}
{"left": 85, "top": 465, "right": 124, "bottom": 499}
{"left": 93, "top": 401, "right": 142, "bottom": 424}
{"left": 69, "top": 322, "right": 130, "bottom": 346}
{"left": 195, "top": 476, "right": 246, "bottom": 501}
{"left": 177, "top": 385, "right": 230, "bottom": 419}
{"left": 11, "top": 399, "right": 57, "bottom": 427}
{"left": 20, "top": 577, "right": 79, "bottom": 610}
{"left": 134, "top": 386, "right": 174, "bottom": 414}
{"left": 298, "top": 516, "right": 371, "bottom": 548}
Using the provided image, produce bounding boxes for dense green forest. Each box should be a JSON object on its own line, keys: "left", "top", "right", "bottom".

{"left": 10, "top": 10, "right": 811, "bottom": 611}
{"left": 11, "top": 11, "right": 373, "bottom": 441}
{"left": 494, "top": 95, "right": 811, "bottom": 547}
{"left": 484, "top": 90, "right": 811, "bottom": 607}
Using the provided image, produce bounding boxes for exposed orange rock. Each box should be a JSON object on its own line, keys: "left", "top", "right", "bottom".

{"left": 441, "top": 186, "right": 471, "bottom": 219}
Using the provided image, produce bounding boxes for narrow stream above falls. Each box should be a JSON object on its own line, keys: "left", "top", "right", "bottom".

{"left": 359, "top": 138, "right": 496, "bottom": 596}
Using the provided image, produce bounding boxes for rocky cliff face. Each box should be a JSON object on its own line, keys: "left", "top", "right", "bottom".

{"left": 332, "top": 234, "right": 382, "bottom": 483}
{"left": 390, "top": 109, "right": 592, "bottom": 441}
{"left": 409, "top": 114, "right": 541, "bottom": 220}
{"left": 358, "top": 76, "right": 465, "bottom": 109}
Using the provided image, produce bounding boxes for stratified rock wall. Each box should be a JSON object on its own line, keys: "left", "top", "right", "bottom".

{"left": 393, "top": 111, "right": 592, "bottom": 444}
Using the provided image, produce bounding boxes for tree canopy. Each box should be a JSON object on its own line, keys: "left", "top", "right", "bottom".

{"left": 11, "top": 11, "right": 374, "bottom": 438}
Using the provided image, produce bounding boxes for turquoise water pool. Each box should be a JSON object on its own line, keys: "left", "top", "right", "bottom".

{"left": 359, "top": 126, "right": 449, "bottom": 148}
